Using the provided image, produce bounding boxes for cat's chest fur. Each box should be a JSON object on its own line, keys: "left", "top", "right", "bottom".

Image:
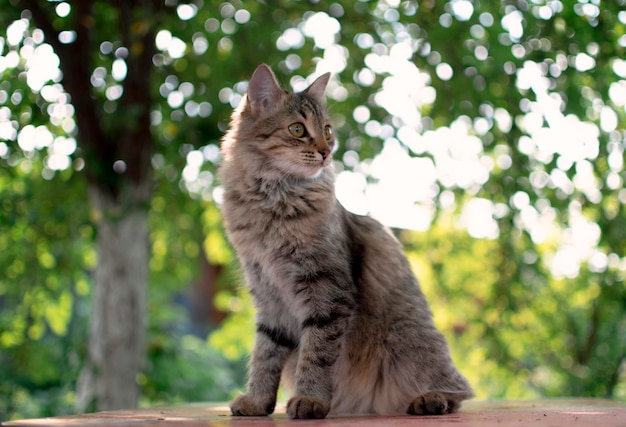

{"left": 223, "top": 171, "right": 336, "bottom": 249}
{"left": 221, "top": 167, "right": 348, "bottom": 281}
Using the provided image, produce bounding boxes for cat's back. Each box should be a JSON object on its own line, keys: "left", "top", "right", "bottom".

{"left": 330, "top": 209, "right": 471, "bottom": 415}
{"left": 342, "top": 209, "right": 426, "bottom": 299}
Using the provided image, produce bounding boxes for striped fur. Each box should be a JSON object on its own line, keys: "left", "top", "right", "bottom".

{"left": 219, "top": 64, "right": 472, "bottom": 419}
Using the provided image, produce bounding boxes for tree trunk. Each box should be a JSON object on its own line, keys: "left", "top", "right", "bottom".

{"left": 76, "top": 183, "right": 150, "bottom": 412}
{"left": 19, "top": 0, "right": 160, "bottom": 413}
{"left": 191, "top": 249, "right": 225, "bottom": 335}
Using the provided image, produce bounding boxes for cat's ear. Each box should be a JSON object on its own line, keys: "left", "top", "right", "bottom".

{"left": 247, "top": 64, "right": 284, "bottom": 117}
{"left": 305, "top": 72, "right": 331, "bottom": 103}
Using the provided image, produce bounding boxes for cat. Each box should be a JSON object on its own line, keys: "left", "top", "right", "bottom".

{"left": 218, "top": 64, "right": 473, "bottom": 419}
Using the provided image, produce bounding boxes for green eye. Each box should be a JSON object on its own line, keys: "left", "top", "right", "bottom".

{"left": 288, "top": 123, "right": 305, "bottom": 138}
{"left": 323, "top": 125, "right": 333, "bottom": 141}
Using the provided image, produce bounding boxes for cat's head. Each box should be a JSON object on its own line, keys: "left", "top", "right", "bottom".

{"left": 231, "top": 64, "right": 335, "bottom": 179}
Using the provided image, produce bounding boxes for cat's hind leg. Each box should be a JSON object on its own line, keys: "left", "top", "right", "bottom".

{"left": 407, "top": 391, "right": 464, "bottom": 415}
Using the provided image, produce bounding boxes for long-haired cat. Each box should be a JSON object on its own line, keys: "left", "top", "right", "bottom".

{"left": 218, "top": 64, "right": 472, "bottom": 419}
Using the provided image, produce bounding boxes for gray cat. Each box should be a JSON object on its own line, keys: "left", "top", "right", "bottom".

{"left": 218, "top": 64, "right": 472, "bottom": 419}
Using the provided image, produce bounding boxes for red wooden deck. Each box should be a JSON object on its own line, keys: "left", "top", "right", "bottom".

{"left": 3, "top": 399, "right": 625, "bottom": 427}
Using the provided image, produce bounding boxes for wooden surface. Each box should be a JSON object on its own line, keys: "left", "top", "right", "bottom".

{"left": 3, "top": 399, "right": 625, "bottom": 427}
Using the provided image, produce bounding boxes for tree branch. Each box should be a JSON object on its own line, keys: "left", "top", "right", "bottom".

{"left": 23, "top": 0, "right": 114, "bottom": 192}
{"left": 21, "top": 0, "right": 64, "bottom": 54}
{"left": 577, "top": 301, "right": 600, "bottom": 365}
{"left": 113, "top": 0, "right": 159, "bottom": 185}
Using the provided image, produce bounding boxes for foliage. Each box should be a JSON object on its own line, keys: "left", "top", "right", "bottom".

{"left": 0, "top": 151, "right": 91, "bottom": 418}
{"left": 1, "top": 0, "right": 625, "bottom": 421}
{"left": 402, "top": 219, "right": 626, "bottom": 400}
{"left": 141, "top": 330, "right": 246, "bottom": 405}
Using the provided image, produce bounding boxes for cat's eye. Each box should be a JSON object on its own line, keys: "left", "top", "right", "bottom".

{"left": 288, "top": 123, "right": 305, "bottom": 138}
{"left": 323, "top": 125, "right": 333, "bottom": 141}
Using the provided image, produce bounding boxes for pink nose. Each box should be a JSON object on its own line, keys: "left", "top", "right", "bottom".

{"left": 319, "top": 148, "right": 330, "bottom": 159}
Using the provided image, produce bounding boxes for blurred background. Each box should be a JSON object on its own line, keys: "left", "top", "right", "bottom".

{"left": 1, "top": 0, "right": 625, "bottom": 421}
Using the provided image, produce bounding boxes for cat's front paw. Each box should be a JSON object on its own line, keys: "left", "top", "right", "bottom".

{"left": 230, "top": 393, "right": 275, "bottom": 416}
{"left": 286, "top": 395, "right": 330, "bottom": 419}
{"left": 408, "top": 391, "right": 453, "bottom": 415}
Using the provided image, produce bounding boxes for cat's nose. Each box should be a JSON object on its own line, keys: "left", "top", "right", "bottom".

{"left": 318, "top": 147, "right": 330, "bottom": 160}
